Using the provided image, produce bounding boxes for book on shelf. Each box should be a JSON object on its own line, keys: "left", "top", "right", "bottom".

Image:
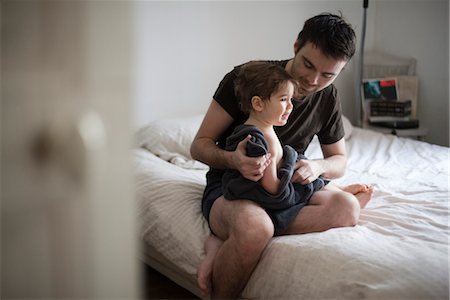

{"left": 361, "top": 76, "right": 419, "bottom": 127}
{"left": 370, "top": 99, "right": 411, "bottom": 117}
{"left": 362, "top": 78, "right": 398, "bottom": 101}
{"left": 368, "top": 115, "right": 411, "bottom": 122}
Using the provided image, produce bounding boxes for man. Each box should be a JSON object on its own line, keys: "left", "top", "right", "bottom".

{"left": 190, "top": 13, "right": 373, "bottom": 298}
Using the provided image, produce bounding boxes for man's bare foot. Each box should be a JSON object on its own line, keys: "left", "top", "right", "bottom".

{"left": 341, "top": 184, "right": 374, "bottom": 209}
{"left": 341, "top": 183, "right": 368, "bottom": 195}
{"left": 197, "top": 234, "right": 223, "bottom": 296}
{"left": 355, "top": 185, "right": 374, "bottom": 208}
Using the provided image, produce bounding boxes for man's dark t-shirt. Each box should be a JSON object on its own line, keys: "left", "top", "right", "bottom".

{"left": 213, "top": 60, "right": 344, "bottom": 155}
{"left": 201, "top": 59, "right": 345, "bottom": 224}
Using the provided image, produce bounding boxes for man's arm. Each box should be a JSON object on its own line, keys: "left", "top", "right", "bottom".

{"left": 190, "top": 100, "right": 235, "bottom": 169}
{"left": 292, "top": 138, "right": 347, "bottom": 184}
{"left": 190, "top": 100, "right": 271, "bottom": 181}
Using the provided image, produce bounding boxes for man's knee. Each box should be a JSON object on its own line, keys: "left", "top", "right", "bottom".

{"left": 331, "top": 193, "right": 360, "bottom": 227}
{"left": 210, "top": 198, "right": 274, "bottom": 249}
{"left": 232, "top": 205, "right": 274, "bottom": 260}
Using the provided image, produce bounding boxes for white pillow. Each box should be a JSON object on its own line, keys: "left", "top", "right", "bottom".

{"left": 135, "top": 113, "right": 353, "bottom": 167}
{"left": 342, "top": 115, "right": 354, "bottom": 140}
{"left": 135, "top": 114, "right": 208, "bottom": 169}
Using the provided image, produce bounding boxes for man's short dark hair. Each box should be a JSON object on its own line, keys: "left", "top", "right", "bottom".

{"left": 296, "top": 12, "right": 356, "bottom": 61}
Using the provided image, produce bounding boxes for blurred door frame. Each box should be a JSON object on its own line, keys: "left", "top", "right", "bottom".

{"left": 1, "top": 1, "right": 138, "bottom": 298}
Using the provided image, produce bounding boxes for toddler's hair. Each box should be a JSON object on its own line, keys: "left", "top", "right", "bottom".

{"left": 234, "top": 61, "right": 298, "bottom": 114}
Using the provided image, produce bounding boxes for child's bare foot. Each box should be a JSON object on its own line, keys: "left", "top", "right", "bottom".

{"left": 342, "top": 184, "right": 374, "bottom": 208}
{"left": 197, "top": 234, "right": 223, "bottom": 296}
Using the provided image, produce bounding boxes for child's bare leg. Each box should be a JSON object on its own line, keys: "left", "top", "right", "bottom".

{"left": 340, "top": 183, "right": 374, "bottom": 208}
{"left": 197, "top": 234, "right": 223, "bottom": 296}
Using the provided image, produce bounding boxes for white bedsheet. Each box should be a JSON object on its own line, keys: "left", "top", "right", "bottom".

{"left": 134, "top": 127, "right": 449, "bottom": 299}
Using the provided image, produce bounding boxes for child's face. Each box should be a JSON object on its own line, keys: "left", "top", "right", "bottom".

{"left": 263, "top": 81, "right": 295, "bottom": 126}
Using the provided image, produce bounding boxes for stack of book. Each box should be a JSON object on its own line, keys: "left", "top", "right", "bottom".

{"left": 369, "top": 99, "right": 411, "bottom": 122}
{"left": 369, "top": 99, "right": 419, "bottom": 129}
{"left": 362, "top": 77, "right": 420, "bottom": 129}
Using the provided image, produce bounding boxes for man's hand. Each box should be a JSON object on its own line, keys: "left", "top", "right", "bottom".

{"left": 292, "top": 159, "right": 324, "bottom": 185}
{"left": 232, "top": 135, "right": 271, "bottom": 182}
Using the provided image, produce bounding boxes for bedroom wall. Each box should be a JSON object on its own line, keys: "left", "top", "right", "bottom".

{"left": 368, "top": 0, "right": 449, "bottom": 146}
{"left": 132, "top": 0, "right": 449, "bottom": 147}
{"left": 132, "top": 1, "right": 366, "bottom": 125}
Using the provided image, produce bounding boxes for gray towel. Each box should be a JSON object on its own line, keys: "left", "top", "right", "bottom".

{"left": 222, "top": 124, "right": 327, "bottom": 235}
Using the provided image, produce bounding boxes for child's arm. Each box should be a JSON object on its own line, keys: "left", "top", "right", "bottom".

{"left": 259, "top": 158, "right": 281, "bottom": 195}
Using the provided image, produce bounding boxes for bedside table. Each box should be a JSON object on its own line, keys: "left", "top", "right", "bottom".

{"left": 363, "top": 124, "right": 429, "bottom": 140}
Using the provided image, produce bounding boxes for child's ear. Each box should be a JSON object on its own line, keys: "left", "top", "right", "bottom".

{"left": 251, "top": 96, "right": 264, "bottom": 112}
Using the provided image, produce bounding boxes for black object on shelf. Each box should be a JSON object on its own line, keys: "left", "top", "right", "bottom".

{"left": 369, "top": 119, "right": 419, "bottom": 129}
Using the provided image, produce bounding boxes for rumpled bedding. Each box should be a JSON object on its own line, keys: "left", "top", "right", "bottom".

{"left": 134, "top": 127, "right": 449, "bottom": 299}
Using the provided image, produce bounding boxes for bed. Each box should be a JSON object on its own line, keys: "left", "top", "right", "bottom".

{"left": 134, "top": 114, "right": 449, "bottom": 299}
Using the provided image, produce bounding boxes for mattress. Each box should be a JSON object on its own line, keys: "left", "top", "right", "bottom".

{"left": 133, "top": 122, "right": 449, "bottom": 299}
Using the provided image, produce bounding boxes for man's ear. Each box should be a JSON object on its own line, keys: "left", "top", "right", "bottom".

{"left": 293, "top": 39, "right": 300, "bottom": 54}
{"left": 251, "top": 96, "right": 264, "bottom": 112}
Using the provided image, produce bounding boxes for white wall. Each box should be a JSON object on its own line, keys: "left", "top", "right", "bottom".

{"left": 132, "top": 0, "right": 449, "bottom": 146}
{"left": 132, "top": 1, "right": 364, "bottom": 125}
{"left": 368, "top": 0, "right": 449, "bottom": 146}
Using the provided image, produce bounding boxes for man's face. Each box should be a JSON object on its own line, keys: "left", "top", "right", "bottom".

{"left": 289, "top": 42, "right": 347, "bottom": 97}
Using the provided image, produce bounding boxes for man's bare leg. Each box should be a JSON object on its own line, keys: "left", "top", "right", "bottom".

{"left": 198, "top": 184, "right": 374, "bottom": 296}
{"left": 285, "top": 184, "right": 363, "bottom": 234}
{"left": 197, "top": 234, "right": 223, "bottom": 296}
{"left": 206, "top": 197, "right": 274, "bottom": 298}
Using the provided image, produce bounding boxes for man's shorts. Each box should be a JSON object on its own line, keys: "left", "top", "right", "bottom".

{"left": 201, "top": 174, "right": 328, "bottom": 236}
{"left": 201, "top": 176, "right": 224, "bottom": 228}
